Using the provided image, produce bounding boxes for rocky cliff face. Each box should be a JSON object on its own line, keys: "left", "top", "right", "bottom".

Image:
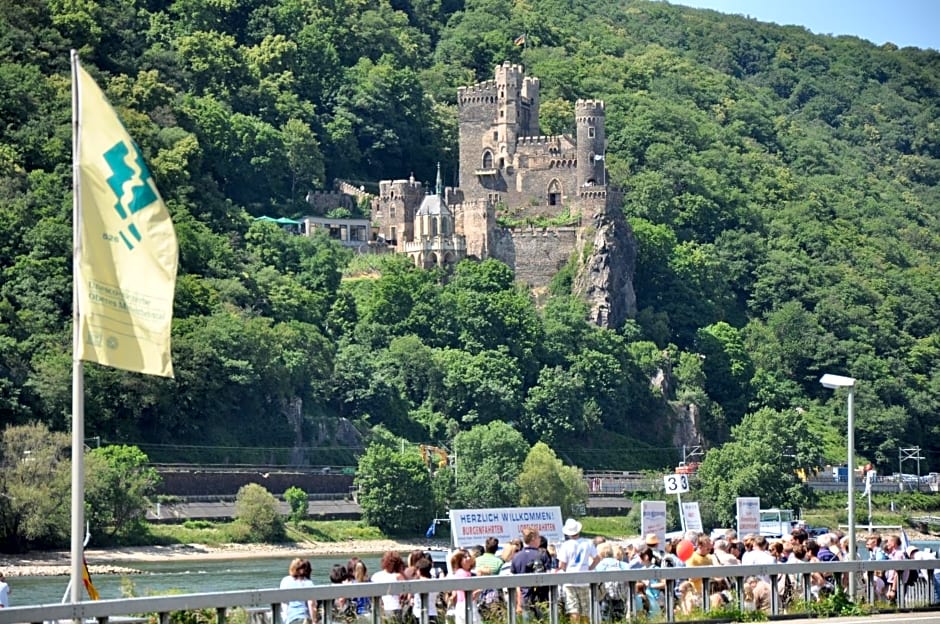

{"left": 573, "top": 208, "right": 637, "bottom": 329}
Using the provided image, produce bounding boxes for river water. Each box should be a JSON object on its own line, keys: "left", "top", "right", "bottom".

{"left": 10, "top": 554, "right": 385, "bottom": 607}
{"left": 12, "top": 541, "right": 940, "bottom": 607}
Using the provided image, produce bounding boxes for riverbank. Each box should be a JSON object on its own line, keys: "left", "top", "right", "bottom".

{"left": 4, "top": 527, "right": 937, "bottom": 578}
{"left": 0, "top": 538, "right": 452, "bottom": 578}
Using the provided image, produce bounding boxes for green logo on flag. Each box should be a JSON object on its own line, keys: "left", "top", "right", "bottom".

{"left": 103, "top": 140, "right": 158, "bottom": 250}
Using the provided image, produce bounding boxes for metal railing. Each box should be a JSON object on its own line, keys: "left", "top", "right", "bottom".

{"left": 0, "top": 559, "right": 936, "bottom": 624}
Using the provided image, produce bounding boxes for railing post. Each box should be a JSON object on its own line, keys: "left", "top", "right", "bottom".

{"left": 588, "top": 583, "right": 598, "bottom": 624}
{"left": 625, "top": 581, "right": 635, "bottom": 619}
{"left": 417, "top": 592, "right": 428, "bottom": 624}
{"left": 769, "top": 573, "right": 779, "bottom": 615}
{"left": 734, "top": 575, "right": 746, "bottom": 613}
{"left": 216, "top": 607, "right": 226, "bottom": 624}
{"left": 663, "top": 579, "right": 675, "bottom": 623}
{"left": 548, "top": 583, "right": 559, "bottom": 624}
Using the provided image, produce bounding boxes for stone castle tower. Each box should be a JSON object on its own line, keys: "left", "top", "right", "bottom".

{"left": 367, "top": 62, "right": 635, "bottom": 327}
{"left": 374, "top": 62, "right": 616, "bottom": 263}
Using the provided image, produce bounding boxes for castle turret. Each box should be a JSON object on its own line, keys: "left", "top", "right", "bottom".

{"left": 576, "top": 99, "right": 606, "bottom": 187}
{"left": 495, "top": 62, "right": 526, "bottom": 161}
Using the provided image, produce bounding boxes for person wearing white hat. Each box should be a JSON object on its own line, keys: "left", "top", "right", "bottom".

{"left": 556, "top": 518, "right": 599, "bottom": 624}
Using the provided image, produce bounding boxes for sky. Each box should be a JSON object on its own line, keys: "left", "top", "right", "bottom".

{"left": 668, "top": 0, "right": 940, "bottom": 51}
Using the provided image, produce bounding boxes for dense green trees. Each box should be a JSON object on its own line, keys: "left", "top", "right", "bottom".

{"left": 355, "top": 428, "right": 589, "bottom": 535}
{"left": 0, "top": 0, "right": 938, "bottom": 517}
{"left": 355, "top": 443, "right": 433, "bottom": 534}
{"left": 0, "top": 426, "right": 159, "bottom": 551}
{"left": 85, "top": 445, "right": 160, "bottom": 539}
{"left": 696, "top": 407, "right": 823, "bottom": 526}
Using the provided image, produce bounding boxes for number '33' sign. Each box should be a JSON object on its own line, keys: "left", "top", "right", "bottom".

{"left": 663, "top": 474, "right": 690, "bottom": 494}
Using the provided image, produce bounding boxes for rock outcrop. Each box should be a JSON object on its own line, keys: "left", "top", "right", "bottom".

{"left": 574, "top": 208, "right": 637, "bottom": 329}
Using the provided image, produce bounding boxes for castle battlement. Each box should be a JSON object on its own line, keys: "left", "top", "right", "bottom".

{"left": 517, "top": 135, "right": 561, "bottom": 146}
{"left": 305, "top": 189, "right": 356, "bottom": 211}
{"left": 495, "top": 61, "right": 526, "bottom": 80}
{"left": 457, "top": 81, "right": 498, "bottom": 106}
{"left": 578, "top": 188, "right": 609, "bottom": 199}
{"left": 575, "top": 99, "right": 606, "bottom": 113}
{"left": 335, "top": 180, "right": 373, "bottom": 200}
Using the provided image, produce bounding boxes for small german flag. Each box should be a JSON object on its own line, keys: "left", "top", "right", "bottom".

{"left": 82, "top": 556, "right": 100, "bottom": 600}
{"left": 514, "top": 33, "right": 526, "bottom": 46}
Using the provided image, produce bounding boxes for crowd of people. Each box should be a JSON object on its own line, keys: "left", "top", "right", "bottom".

{"left": 277, "top": 522, "right": 940, "bottom": 624}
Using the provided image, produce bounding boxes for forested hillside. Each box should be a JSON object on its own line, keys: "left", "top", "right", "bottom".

{"left": 1, "top": 0, "right": 938, "bottom": 474}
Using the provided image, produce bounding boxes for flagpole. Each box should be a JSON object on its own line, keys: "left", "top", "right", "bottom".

{"left": 70, "top": 48, "right": 87, "bottom": 606}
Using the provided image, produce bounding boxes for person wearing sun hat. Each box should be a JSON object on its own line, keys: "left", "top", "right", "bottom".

{"left": 556, "top": 518, "right": 599, "bottom": 624}
{"left": 644, "top": 533, "right": 666, "bottom": 563}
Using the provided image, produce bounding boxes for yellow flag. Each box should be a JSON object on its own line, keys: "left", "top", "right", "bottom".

{"left": 75, "top": 61, "right": 178, "bottom": 377}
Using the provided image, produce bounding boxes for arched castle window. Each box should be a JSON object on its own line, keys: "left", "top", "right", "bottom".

{"left": 482, "top": 151, "right": 494, "bottom": 169}
{"left": 548, "top": 179, "right": 562, "bottom": 206}
{"left": 431, "top": 217, "right": 438, "bottom": 237}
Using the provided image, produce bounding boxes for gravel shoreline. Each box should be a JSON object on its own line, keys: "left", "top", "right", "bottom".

{"left": 3, "top": 529, "right": 936, "bottom": 578}
{"left": 0, "top": 538, "right": 452, "bottom": 578}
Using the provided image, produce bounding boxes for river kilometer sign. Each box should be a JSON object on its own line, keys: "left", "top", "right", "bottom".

{"left": 663, "top": 473, "right": 690, "bottom": 494}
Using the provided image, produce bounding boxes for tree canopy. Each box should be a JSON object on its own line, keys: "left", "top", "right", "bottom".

{"left": 1, "top": 0, "right": 938, "bottom": 492}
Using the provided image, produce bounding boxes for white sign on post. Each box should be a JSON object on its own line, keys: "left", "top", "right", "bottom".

{"left": 641, "top": 500, "right": 667, "bottom": 546}
{"left": 736, "top": 496, "right": 761, "bottom": 535}
{"left": 681, "top": 501, "right": 703, "bottom": 533}
{"left": 663, "top": 473, "right": 690, "bottom": 494}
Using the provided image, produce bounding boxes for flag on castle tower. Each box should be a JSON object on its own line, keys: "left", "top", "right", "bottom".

{"left": 514, "top": 33, "right": 527, "bottom": 46}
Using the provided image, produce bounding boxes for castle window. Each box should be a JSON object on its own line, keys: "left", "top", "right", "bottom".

{"left": 431, "top": 218, "right": 438, "bottom": 237}
{"left": 500, "top": 110, "right": 504, "bottom": 118}
{"left": 391, "top": 206, "right": 396, "bottom": 218}
{"left": 482, "top": 151, "right": 494, "bottom": 169}
{"left": 548, "top": 179, "right": 562, "bottom": 206}
{"left": 390, "top": 226, "right": 397, "bottom": 242}
{"left": 493, "top": 131, "right": 498, "bottom": 141}
{"left": 589, "top": 127, "right": 596, "bottom": 138}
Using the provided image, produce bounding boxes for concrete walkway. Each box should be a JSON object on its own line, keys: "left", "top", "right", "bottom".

{"left": 782, "top": 611, "right": 940, "bottom": 623}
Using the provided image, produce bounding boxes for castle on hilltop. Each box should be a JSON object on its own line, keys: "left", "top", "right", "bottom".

{"left": 308, "top": 62, "right": 624, "bottom": 289}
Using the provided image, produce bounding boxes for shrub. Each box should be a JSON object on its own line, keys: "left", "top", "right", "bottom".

{"left": 284, "top": 486, "right": 308, "bottom": 523}
{"left": 233, "top": 483, "right": 284, "bottom": 542}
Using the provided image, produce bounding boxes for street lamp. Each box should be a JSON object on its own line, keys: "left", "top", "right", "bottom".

{"left": 820, "top": 373, "right": 857, "bottom": 597}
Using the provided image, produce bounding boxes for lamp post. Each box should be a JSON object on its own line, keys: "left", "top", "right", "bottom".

{"left": 820, "top": 373, "right": 857, "bottom": 597}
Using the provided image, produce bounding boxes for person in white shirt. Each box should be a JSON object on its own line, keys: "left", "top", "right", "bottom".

{"left": 0, "top": 572, "right": 10, "bottom": 608}
{"left": 556, "top": 519, "right": 599, "bottom": 624}
{"left": 371, "top": 551, "right": 406, "bottom": 622}
{"left": 741, "top": 535, "right": 776, "bottom": 583}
